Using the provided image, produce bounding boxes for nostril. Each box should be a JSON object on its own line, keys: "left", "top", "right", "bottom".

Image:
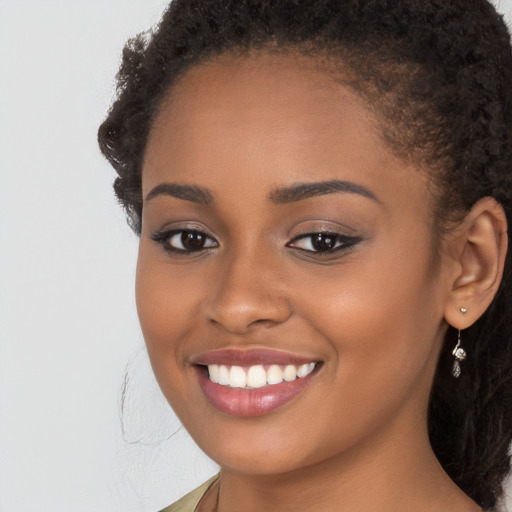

{"left": 208, "top": 315, "right": 287, "bottom": 334}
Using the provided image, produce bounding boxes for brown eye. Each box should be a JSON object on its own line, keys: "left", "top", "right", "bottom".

{"left": 288, "top": 232, "right": 361, "bottom": 254}
{"left": 311, "top": 233, "right": 337, "bottom": 251}
{"left": 181, "top": 231, "right": 208, "bottom": 250}
{"left": 151, "top": 229, "right": 218, "bottom": 253}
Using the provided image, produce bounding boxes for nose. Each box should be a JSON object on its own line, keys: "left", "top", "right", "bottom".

{"left": 204, "top": 251, "right": 292, "bottom": 334}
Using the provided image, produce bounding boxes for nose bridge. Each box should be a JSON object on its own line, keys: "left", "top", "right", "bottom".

{"left": 205, "top": 243, "right": 290, "bottom": 333}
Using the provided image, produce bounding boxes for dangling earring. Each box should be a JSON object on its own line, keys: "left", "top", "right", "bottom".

{"left": 451, "top": 307, "right": 467, "bottom": 378}
{"left": 451, "top": 330, "right": 466, "bottom": 378}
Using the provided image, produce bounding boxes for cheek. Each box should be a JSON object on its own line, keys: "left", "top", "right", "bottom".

{"left": 291, "top": 245, "right": 445, "bottom": 397}
{"left": 135, "top": 252, "right": 209, "bottom": 428}
{"left": 135, "top": 245, "right": 198, "bottom": 370}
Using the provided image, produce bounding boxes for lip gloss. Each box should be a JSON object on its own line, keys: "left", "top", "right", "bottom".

{"left": 196, "top": 366, "right": 316, "bottom": 416}
{"left": 192, "top": 349, "right": 320, "bottom": 417}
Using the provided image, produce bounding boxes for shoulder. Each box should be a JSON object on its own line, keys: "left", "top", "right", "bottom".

{"left": 159, "top": 475, "right": 219, "bottom": 512}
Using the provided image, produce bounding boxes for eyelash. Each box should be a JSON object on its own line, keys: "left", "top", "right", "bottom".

{"left": 150, "top": 229, "right": 362, "bottom": 256}
{"left": 151, "top": 229, "right": 218, "bottom": 255}
{"left": 286, "top": 231, "right": 362, "bottom": 256}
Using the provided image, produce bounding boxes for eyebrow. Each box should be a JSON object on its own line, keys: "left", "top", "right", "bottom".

{"left": 268, "top": 180, "right": 379, "bottom": 204}
{"left": 145, "top": 179, "right": 379, "bottom": 206}
{"left": 146, "top": 183, "right": 214, "bottom": 205}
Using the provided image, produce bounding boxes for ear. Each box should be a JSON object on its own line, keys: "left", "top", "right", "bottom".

{"left": 443, "top": 197, "right": 508, "bottom": 329}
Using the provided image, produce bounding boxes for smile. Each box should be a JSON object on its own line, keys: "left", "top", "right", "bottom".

{"left": 192, "top": 349, "right": 321, "bottom": 417}
{"left": 207, "top": 362, "right": 317, "bottom": 388}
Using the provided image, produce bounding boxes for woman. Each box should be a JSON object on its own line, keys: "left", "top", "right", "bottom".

{"left": 98, "top": 1, "right": 512, "bottom": 510}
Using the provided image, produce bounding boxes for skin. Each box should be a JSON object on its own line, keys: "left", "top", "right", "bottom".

{"left": 136, "top": 52, "right": 506, "bottom": 511}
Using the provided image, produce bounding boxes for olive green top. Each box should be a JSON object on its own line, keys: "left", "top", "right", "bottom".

{"left": 159, "top": 474, "right": 492, "bottom": 511}
{"left": 160, "top": 475, "right": 219, "bottom": 512}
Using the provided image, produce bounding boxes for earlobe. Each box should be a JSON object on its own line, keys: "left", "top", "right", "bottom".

{"left": 444, "top": 197, "right": 508, "bottom": 329}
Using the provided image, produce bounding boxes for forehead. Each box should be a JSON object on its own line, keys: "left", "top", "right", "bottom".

{"left": 142, "top": 52, "right": 429, "bottom": 210}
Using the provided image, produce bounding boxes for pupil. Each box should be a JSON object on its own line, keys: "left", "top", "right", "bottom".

{"left": 182, "top": 231, "right": 205, "bottom": 250}
{"left": 312, "top": 233, "right": 336, "bottom": 251}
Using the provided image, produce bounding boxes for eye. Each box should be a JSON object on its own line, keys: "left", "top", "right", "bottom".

{"left": 151, "top": 229, "right": 218, "bottom": 253}
{"left": 287, "top": 232, "right": 361, "bottom": 253}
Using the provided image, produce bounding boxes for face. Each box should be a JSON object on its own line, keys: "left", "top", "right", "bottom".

{"left": 136, "top": 53, "right": 452, "bottom": 476}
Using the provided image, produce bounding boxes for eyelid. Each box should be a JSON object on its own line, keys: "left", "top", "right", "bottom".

{"left": 287, "top": 224, "right": 353, "bottom": 242}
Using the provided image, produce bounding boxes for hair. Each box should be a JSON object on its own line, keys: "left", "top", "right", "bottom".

{"left": 98, "top": 0, "right": 512, "bottom": 509}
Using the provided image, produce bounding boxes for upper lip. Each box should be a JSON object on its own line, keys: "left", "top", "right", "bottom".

{"left": 190, "top": 348, "right": 320, "bottom": 366}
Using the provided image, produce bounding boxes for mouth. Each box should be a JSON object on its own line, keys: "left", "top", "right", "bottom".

{"left": 192, "top": 349, "right": 322, "bottom": 417}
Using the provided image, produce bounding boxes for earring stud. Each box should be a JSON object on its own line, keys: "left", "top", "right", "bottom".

{"left": 460, "top": 307, "right": 467, "bottom": 315}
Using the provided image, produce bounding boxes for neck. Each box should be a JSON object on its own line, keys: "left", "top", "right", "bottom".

{"left": 205, "top": 413, "right": 480, "bottom": 512}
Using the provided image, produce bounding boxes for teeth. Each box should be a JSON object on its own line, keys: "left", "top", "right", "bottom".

{"left": 229, "top": 366, "right": 247, "bottom": 388}
{"left": 267, "top": 364, "right": 283, "bottom": 385}
{"left": 207, "top": 362, "right": 317, "bottom": 388}
{"left": 247, "top": 365, "right": 267, "bottom": 388}
{"left": 208, "top": 364, "right": 220, "bottom": 383}
{"left": 218, "top": 365, "right": 230, "bottom": 385}
{"left": 283, "top": 365, "right": 297, "bottom": 382}
{"left": 297, "top": 362, "right": 315, "bottom": 378}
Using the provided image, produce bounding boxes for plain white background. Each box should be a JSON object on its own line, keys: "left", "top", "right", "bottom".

{"left": 1, "top": 1, "right": 512, "bottom": 511}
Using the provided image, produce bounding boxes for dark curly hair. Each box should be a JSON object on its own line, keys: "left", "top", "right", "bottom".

{"left": 98, "top": 0, "right": 512, "bottom": 509}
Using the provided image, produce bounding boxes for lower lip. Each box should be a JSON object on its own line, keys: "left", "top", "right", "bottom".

{"left": 195, "top": 366, "right": 316, "bottom": 417}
